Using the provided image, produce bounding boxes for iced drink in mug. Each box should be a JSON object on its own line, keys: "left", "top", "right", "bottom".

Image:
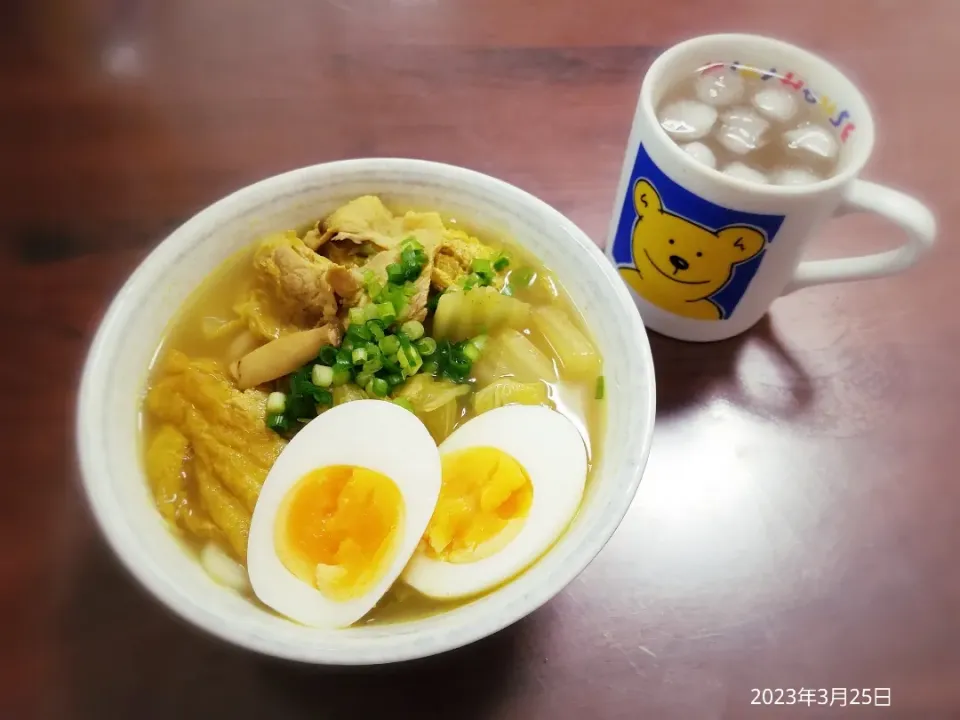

{"left": 606, "top": 34, "right": 936, "bottom": 342}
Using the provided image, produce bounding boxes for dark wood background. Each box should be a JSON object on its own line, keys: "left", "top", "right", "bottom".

{"left": 3, "top": 1, "right": 959, "bottom": 718}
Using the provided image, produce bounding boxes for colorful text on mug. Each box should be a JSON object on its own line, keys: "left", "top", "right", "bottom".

{"left": 656, "top": 61, "right": 853, "bottom": 185}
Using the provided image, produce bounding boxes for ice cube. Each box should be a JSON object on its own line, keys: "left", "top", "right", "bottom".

{"left": 681, "top": 141, "right": 717, "bottom": 169}
{"left": 695, "top": 69, "right": 745, "bottom": 106}
{"left": 658, "top": 100, "right": 718, "bottom": 141}
{"left": 784, "top": 123, "right": 839, "bottom": 160}
{"left": 715, "top": 106, "right": 770, "bottom": 155}
{"left": 722, "top": 162, "right": 768, "bottom": 184}
{"left": 772, "top": 167, "right": 821, "bottom": 186}
{"left": 752, "top": 87, "right": 798, "bottom": 123}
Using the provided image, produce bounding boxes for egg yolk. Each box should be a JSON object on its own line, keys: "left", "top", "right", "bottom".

{"left": 423, "top": 447, "right": 532, "bottom": 563}
{"left": 275, "top": 465, "right": 404, "bottom": 601}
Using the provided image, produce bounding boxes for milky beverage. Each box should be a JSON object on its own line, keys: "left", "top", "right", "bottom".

{"left": 657, "top": 63, "right": 842, "bottom": 185}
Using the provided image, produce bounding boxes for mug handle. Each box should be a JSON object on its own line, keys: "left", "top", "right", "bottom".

{"left": 786, "top": 180, "right": 936, "bottom": 293}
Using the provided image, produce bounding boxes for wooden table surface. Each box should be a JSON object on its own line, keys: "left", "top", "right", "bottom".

{"left": 4, "top": 1, "right": 959, "bottom": 718}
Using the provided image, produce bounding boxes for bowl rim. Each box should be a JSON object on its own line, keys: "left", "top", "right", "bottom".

{"left": 76, "top": 157, "right": 657, "bottom": 664}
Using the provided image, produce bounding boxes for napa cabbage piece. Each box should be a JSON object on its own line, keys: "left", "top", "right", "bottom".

{"left": 472, "top": 328, "right": 557, "bottom": 384}
{"left": 531, "top": 306, "right": 601, "bottom": 379}
{"left": 432, "top": 287, "right": 531, "bottom": 341}
{"left": 393, "top": 375, "right": 469, "bottom": 442}
{"left": 473, "top": 379, "right": 552, "bottom": 414}
{"left": 394, "top": 374, "right": 470, "bottom": 413}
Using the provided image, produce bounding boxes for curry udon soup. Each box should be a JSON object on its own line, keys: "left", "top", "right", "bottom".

{"left": 141, "top": 195, "right": 605, "bottom": 627}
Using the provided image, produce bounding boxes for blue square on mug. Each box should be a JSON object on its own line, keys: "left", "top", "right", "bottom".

{"left": 610, "top": 144, "right": 785, "bottom": 321}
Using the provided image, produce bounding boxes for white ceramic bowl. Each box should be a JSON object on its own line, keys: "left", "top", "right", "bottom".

{"left": 76, "top": 158, "right": 656, "bottom": 664}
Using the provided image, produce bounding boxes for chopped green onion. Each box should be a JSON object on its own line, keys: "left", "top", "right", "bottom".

{"left": 386, "top": 263, "right": 406, "bottom": 284}
{"left": 401, "top": 246, "right": 418, "bottom": 268}
{"left": 470, "top": 334, "right": 489, "bottom": 352}
{"left": 363, "top": 358, "right": 382, "bottom": 374}
{"left": 366, "top": 319, "right": 385, "bottom": 340}
{"left": 366, "top": 280, "right": 383, "bottom": 299}
{"left": 400, "top": 320, "right": 425, "bottom": 341}
{"left": 364, "top": 342, "right": 381, "bottom": 359}
{"left": 376, "top": 302, "right": 397, "bottom": 325}
{"left": 355, "top": 370, "right": 373, "bottom": 388}
{"left": 266, "top": 413, "right": 289, "bottom": 432}
{"left": 461, "top": 342, "right": 482, "bottom": 363}
{"left": 340, "top": 338, "right": 355, "bottom": 354}
{"left": 393, "top": 397, "right": 415, "bottom": 412}
{"left": 363, "top": 304, "right": 380, "bottom": 322}
{"left": 493, "top": 255, "right": 510, "bottom": 272}
{"left": 385, "top": 372, "right": 404, "bottom": 388}
{"left": 595, "top": 375, "right": 605, "bottom": 400}
{"left": 402, "top": 281, "right": 418, "bottom": 298}
{"left": 415, "top": 337, "right": 437, "bottom": 356}
{"left": 332, "top": 367, "right": 351, "bottom": 387}
{"left": 314, "top": 388, "right": 333, "bottom": 408}
{"left": 462, "top": 274, "right": 479, "bottom": 291}
{"left": 363, "top": 270, "right": 375, "bottom": 284}
{"left": 472, "top": 258, "right": 493, "bottom": 277}
{"left": 368, "top": 377, "right": 389, "bottom": 398}
{"left": 311, "top": 364, "right": 334, "bottom": 388}
{"left": 347, "top": 322, "right": 372, "bottom": 342}
{"left": 348, "top": 307, "right": 366, "bottom": 326}
{"left": 352, "top": 347, "right": 368, "bottom": 365}
{"left": 266, "top": 392, "right": 286, "bottom": 414}
{"left": 421, "top": 359, "right": 439, "bottom": 375}
{"left": 379, "top": 335, "right": 400, "bottom": 356}
{"left": 318, "top": 346, "right": 338, "bottom": 366}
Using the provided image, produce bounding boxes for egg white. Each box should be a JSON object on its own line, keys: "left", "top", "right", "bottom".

{"left": 247, "top": 400, "right": 441, "bottom": 628}
{"left": 401, "top": 405, "right": 587, "bottom": 600}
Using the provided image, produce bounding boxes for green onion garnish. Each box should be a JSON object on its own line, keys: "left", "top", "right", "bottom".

{"left": 363, "top": 303, "right": 381, "bottom": 322}
{"left": 266, "top": 413, "right": 290, "bottom": 431}
{"left": 355, "top": 370, "right": 373, "bottom": 389}
{"left": 366, "top": 319, "right": 385, "bottom": 340}
{"left": 311, "top": 364, "right": 334, "bottom": 388}
{"left": 266, "top": 392, "right": 286, "bottom": 414}
{"left": 385, "top": 372, "right": 405, "bottom": 388}
{"left": 348, "top": 307, "right": 366, "bottom": 326}
{"left": 379, "top": 335, "right": 401, "bottom": 356}
{"left": 318, "top": 345, "right": 338, "bottom": 366}
{"left": 400, "top": 320, "right": 425, "bottom": 341}
{"left": 332, "top": 367, "right": 351, "bottom": 387}
{"left": 363, "top": 358, "right": 382, "bottom": 375}
{"left": 493, "top": 255, "right": 510, "bottom": 271}
{"left": 369, "top": 377, "right": 389, "bottom": 397}
{"left": 595, "top": 375, "right": 605, "bottom": 400}
{"left": 415, "top": 337, "right": 437, "bottom": 356}
{"left": 352, "top": 347, "right": 368, "bottom": 365}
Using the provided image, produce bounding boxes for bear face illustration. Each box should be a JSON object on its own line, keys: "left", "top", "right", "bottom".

{"left": 618, "top": 179, "right": 767, "bottom": 320}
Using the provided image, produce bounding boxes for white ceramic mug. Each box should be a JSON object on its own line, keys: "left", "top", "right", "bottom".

{"left": 605, "top": 33, "right": 937, "bottom": 342}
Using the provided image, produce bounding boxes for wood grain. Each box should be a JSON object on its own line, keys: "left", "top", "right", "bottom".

{"left": 3, "top": 0, "right": 960, "bottom": 718}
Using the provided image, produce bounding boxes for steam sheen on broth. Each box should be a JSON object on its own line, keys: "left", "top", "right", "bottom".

{"left": 140, "top": 196, "right": 604, "bottom": 625}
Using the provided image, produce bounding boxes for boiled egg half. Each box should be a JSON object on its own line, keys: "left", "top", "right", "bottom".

{"left": 247, "top": 400, "right": 441, "bottom": 628}
{"left": 402, "top": 405, "right": 587, "bottom": 599}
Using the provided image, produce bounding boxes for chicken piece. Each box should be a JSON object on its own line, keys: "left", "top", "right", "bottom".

{"left": 431, "top": 229, "right": 498, "bottom": 290}
{"left": 254, "top": 232, "right": 359, "bottom": 324}
{"left": 320, "top": 196, "right": 446, "bottom": 257}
